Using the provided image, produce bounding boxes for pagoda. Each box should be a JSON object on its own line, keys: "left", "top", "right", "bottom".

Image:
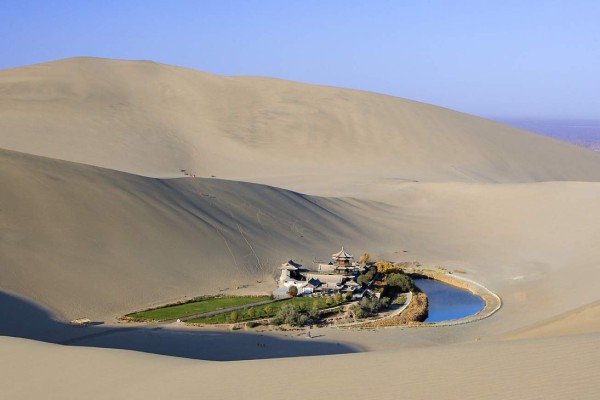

{"left": 332, "top": 247, "right": 354, "bottom": 268}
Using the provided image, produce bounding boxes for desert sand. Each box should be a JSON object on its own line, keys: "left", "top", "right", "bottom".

{"left": 1, "top": 58, "right": 599, "bottom": 399}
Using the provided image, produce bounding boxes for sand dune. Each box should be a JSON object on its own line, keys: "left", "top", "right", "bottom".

{"left": 2, "top": 58, "right": 600, "bottom": 399}
{"left": 2, "top": 57, "right": 600, "bottom": 198}
{"left": 0, "top": 148, "right": 400, "bottom": 321}
{"left": 504, "top": 301, "right": 600, "bottom": 340}
{"left": 3, "top": 333, "right": 599, "bottom": 400}
{"left": 3, "top": 148, "right": 600, "bottom": 338}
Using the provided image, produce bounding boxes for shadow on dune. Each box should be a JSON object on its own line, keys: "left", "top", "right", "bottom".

{"left": 0, "top": 291, "right": 360, "bottom": 361}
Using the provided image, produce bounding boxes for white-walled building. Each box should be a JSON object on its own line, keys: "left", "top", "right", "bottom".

{"left": 277, "top": 249, "right": 364, "bottom": 296}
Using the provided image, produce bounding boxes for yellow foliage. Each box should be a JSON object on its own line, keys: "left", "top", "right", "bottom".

{"left": 358, "top": 252, "right": 371, "bottom": 265}
{"left": 374, "top": 261, "right": 401, "bottom": 274}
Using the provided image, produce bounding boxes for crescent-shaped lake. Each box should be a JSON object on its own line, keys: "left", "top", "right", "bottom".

{"left": 414, "top": 278, "right": 485, "bottom": 323}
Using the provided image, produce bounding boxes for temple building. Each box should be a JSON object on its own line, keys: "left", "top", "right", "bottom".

{"left": 279, "top": 260, "right": 307, "bottom": 282}
{"left": 278, "top": 248, "right": 364, "bottom": 296}
{"left": 318, "top": 247, "right": 360, "bottom": 274}
{"left": 333, "top": 247, "right": 353, "bottom": 267}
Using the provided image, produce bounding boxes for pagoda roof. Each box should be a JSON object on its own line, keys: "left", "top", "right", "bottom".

{"left": 279, "top": 260, "right": 303, "bottom": 270}
{"left": 332, "top": 247, "right": 353, "bottom": 260}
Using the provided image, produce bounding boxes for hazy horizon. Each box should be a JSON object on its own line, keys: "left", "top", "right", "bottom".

{"left": 494, "top": 117, "right": 600, "bottom": 152}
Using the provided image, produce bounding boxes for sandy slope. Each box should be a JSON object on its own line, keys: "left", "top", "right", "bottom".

{"left": 3, "top": 333, "right": 599, "bottom": 400}
{"left": 2, "top": 57, "right": 600, "bottom": 197}
{"left": 2, "top": 58, "right": 600, "bottom": 399}
{"left": 2, "top": 150, "right": 600, "bottom": 395}
{"left": 504, "top": 301, "right": 600, "bottom": 339}
{"left": 3, "top": 148, "right": 600, "bottom": 338}
{"left": 0, "top": 148, "right": 400, "bottom": 321}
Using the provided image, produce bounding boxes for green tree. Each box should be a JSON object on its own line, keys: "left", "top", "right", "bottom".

{"left": 288, "top": 286, "right": 298, "bottom": 297}
{"left": 358, "top": 297, "right": 382, "bottom": 315}
{"left": 344, "top": 291, "right": 354, "bottom": 301}
{"left": 230, "top": 311, "right": 239, "bottom": 323}
{"left": 263, "top": 305, "right": 273, "bottom": 316}
{"left": 246, "top": 307, "right": 256, "bottom": 319}
{"left": 386, "top": 273, "right": 414, "bottom": 292}
{"left": 357, "top": 267, "right": 377, "bottom": 287}
{"left": 367, "top": 298, "right": 381, "bottom": 313}
{"left": 273, "top": 304, "right": 307, "bottom": 327}
{"left": 351, "top": 304, "right": 366, "bottom": 319}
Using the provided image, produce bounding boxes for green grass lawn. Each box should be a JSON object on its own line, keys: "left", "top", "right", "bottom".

{"left": 125, "top": 295, "right": 271, "bottom": 321}
{"left": 188, "top": 296, "right": 344, "bottom": 324}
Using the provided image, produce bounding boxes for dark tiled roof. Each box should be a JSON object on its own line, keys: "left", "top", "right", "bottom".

{"left": 307, "top": 278, "right": 322, "bottom": 287}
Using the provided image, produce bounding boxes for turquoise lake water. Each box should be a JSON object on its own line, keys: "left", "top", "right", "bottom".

{"left": 414, "top": 278, "right": 485, "bottom": 323}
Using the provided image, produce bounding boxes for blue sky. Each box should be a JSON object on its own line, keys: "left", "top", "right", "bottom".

{"left": 1, "top": 1, "right": 599, "bottom": 119}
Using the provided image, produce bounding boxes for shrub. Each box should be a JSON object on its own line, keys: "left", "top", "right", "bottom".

{"left": 380, "top": 297, "right": 390, "bottom": 309}
{"left": 359, "top": 296, "right": 371, "bottom": 309}
{"left": 288, "top": 286, "right": 298, "bottom": 297}
{"left": 309, "top": 307, "right": 320, "bottom": 320}
{"left": 246, "top": 321, "right": 259, "bottom": 328}
{"left": 344, "top": 291, "right": 354, "bottom": 301}
{"left": 355, "top": 296, "right": 384, "bottom": 317}
{"left": 365, "top": 297, "right": 381, "bottom": 314}
{"left": 386, "top": 273, "right": 414, "bottom": 292}
{"left": 313, "top": 300, "right": 321, "bottom": 309}
{"left": 357, "top": 267, "right": 376, "bottom": 287}
{"left": 351, "top": 304, "right": 366, "bottom": 319}
{"left": 325, "top": 297, "right": 333, "bottom": 306}
{"left": 273, "top": 304, "right": 307, "bottom": 327}
{"left": 393, "top": 294, "right": 407, "bottom": 305}
{"left": 334, "top": 292, "right": 343, "bottom": 303}
{"left": 229, "top": 311, "right": 239, "bottom": 323}
{"left": 246, "top": 307, "right": 256, "bottom": 319}
{"left": 263, "top": 305, "right": 273, "bottom": 315}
